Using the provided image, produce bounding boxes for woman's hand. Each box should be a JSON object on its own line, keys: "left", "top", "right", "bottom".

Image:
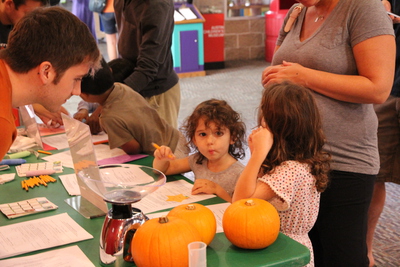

{"left": 261, "top": 61, "right": 305, "bottom": 88}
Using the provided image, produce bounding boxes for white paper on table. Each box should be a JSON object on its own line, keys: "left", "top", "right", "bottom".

{"left": 59, "top": 174, "right": 81, "bottom": 195}
{"left": 0, "top": 213, "right": 93, "bottom": 259}
{"left": 147, "top": 202, "right": 230, "bottom": 233}
{"left": 41, "top": 133, "right": 108, "bottom": 150}
{"left": 134, "top": 179, "right": 216, "bottom": 214}
{"left": 41, "top": 134, "right": 69, "bottom": 150}
{"left": 0, "top": 245, "right": 94, "bottom": 267}
{"left": 41, "top": 144, "right": 125, "bottom": 169}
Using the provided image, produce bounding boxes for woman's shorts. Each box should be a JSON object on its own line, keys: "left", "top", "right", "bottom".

{"left": 99, "top": 12, "right": 117, "bottom": 34}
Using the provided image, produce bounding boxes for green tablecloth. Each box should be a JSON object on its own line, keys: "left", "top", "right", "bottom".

{"left": 0, "top": 155, "right": 310, "bottom": 266}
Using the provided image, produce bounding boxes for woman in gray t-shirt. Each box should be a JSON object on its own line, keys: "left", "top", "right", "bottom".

{"left": 261, "top": 0, "right": 395, "bottom": 266}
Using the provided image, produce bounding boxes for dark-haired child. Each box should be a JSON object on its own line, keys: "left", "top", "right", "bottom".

{"left": 153, "top": 99, "right": 246, "bottom": 202}
{"left": 79, "top": 58, "right": 188, "bottom": 157}
{"left": 233, "top": 82, "right": 330, "bottom": 267}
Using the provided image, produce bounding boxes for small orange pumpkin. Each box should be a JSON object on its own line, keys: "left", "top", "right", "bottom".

{"left": 168, "top": 203, "right": 217, "bottom": 245}
{"left": 222, "top": 198, "right": 280, "bottom": 249}
{"left": 131, "top": 216, "right": 202, "bottom": 267}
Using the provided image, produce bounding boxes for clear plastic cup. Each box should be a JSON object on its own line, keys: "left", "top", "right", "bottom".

{"left": 188, "top": 241, "right": 207, "bottom": 267}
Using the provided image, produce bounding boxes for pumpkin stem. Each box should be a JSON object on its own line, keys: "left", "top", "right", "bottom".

{"left": 186, "top": 204, "right": 196, "bottom": 210}
{"left": 159, "top": 216, "right": 169, "bottom": 224}
{"left": 245, "top": 199, "right": 255, "bottom": 206}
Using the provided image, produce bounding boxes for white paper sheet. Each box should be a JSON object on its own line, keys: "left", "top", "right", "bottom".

{"left": 147, "top": 202, "right": 230, "bottom": 233}
{"left": 133, "top": 179, "right": 216, "bottom": 214}
{"left": 0, "top": 245, "right": 94, "bottom": 267}
{"left": 59, "top": 174, "right": 81, "bottom": 195}
{"left": 41, "top": 133, "right": 108, "bottom": 150}
{"left": 41, "top": 134, "right": 69, "bottom": 150}
{"left": 0, "top": 213, "right": 93, "bottom": 259}
{"left": 41, "top": 144, "right": 126, "bottom": 169}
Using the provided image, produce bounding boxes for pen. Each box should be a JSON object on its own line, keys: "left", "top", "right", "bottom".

{"left": 37, "top": 150, "right": 52, "bottom": 155}
{"left": 151, "top": 143, "right": 174, "bottom": 159}
{"left": 93, "top": 140, "right": 108, "bottom": 145}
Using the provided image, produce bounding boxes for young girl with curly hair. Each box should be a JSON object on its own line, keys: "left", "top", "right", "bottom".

{"left": 153, "top": 99, "right": 246, "bottom": 202}
{"left": 233, "top": 82, "right": 330, "bottom": 266}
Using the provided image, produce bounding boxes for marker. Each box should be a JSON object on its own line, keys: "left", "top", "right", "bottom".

{"left": 0, "top": 159, "right": 27, "bottom": 165}
{"left": 37, "top": 150, "right": 52, "bottom": 155}
{"left": 93, "top": 140, "right": 108, "bottom": 145}
{"left": 4, "top": 151, "right": 31, "bottom": 159}
{"left": 25, "top": 169, "right": 56, "bottom": 177}
{"left": 151, "top": 143, "right": 174, "bottom": 159}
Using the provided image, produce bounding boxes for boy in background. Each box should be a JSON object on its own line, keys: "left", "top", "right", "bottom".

{"left": 79, "top": 58, "right": 188, "bottom": 157}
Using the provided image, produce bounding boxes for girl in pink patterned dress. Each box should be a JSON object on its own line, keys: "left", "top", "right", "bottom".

{"left": 233, "top": 82, "right": 330, "bottom": 267}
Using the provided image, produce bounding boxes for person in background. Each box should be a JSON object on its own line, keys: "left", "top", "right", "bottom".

{"left": 0, "top": 0, "right": 49, "bottom": 44}
{"left": 233, "top": 82, "right": 330, "bottom": 267}
{"left": 114, "top": 0, "right": 180, "bottom": 128}
{"left": 367, "top": 1, "right": 400, "bottom": 266}
{"left": 153, "top": 99, "right": 246, "bottom": 202}
{"left": 0, "top": 6, "right": 100, "bottom": 159}
{"left": 79, "top": 58, "right": 188, "bottom": 157}
{"left": 72, "top": 0, "right": 96, "bottom": 40}
{"left": 99, "top": 0, "right": 117, "bottom": 60}
{"left": 261, "top": 0, "right": 395, "bottom": 266}
{"left": 74, "top": 57, "right": 134, "bottom": 135}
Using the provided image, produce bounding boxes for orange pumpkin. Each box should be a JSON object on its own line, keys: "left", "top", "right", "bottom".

{"left": 222, "top": 198, "right": 280, "bottom": 249}
{"left": 168, "top": 203, "right": 217, "bottom": 245}
{"left": 131, "top": 216, "right": 202, "bottom": 267}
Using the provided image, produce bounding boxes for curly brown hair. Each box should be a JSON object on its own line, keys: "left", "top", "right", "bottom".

{"left": 181, "top": 99, "right": 246, "bottom": 164}
{"left": 259, "top": 82, "right": 330, "bottom": 192}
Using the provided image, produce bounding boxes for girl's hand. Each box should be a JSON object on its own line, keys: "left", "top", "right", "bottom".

{"left": 248, "top": 126, "right": 273, "bottom": 158}
{"left": 192, "top": 179, "right": 217, "bottom": 195}
{"left": 261, "top": 61, "right": 305, "bottom": 87}
{"left": 153, "top": 145, "right": 176, "bottom": 161}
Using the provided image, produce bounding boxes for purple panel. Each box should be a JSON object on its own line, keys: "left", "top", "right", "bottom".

{"left": 180, "top": 30, "right": 199, "bottom": 72}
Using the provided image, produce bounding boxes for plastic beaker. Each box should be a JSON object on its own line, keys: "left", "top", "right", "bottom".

{"left": 188, "top": 241, "right": 207, "bottom": 267}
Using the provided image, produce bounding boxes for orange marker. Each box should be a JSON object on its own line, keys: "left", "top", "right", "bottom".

{"left": 37, "top": 150, "right": 52, "bottom": 155}
{"left": 93, "top": 140, "right": 108, "bottom": 145}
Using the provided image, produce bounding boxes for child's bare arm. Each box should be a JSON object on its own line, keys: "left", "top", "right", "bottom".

{"left": 232, "top": 127, "right": 273, "bottom": 202}
{"left": 153, "top": 145, "right": 191, "bottom": 175}
{"left": 192, "top": 179, "right": 232, "bottom": 202}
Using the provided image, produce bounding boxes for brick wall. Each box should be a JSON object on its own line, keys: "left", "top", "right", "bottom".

{"left": 224, "top": 17, "right": 265, "bottom": 61}
{"left": 193, "top": 0, "right": 266, "bottom": 61}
